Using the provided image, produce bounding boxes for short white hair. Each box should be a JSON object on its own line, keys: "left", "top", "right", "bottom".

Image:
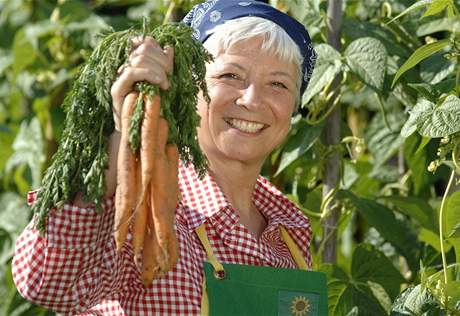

{"left": 204, "top": 16, "right": 303, "bottom": 107}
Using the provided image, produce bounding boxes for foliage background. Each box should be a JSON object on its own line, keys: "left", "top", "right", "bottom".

{"left": 0, "top": 0, "right": 459, "bottom": 315}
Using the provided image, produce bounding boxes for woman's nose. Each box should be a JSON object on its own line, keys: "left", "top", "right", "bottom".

{"left": 235, "top": 83, "right": 263, "bottom": 110}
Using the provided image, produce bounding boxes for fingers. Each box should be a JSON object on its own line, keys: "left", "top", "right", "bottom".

{"left": 111, "top": 36, "right": 174, "bottom": 131}
{"left": 112, "top": 67, "right": 168, "bottom": 99}
{"left": 129, "top": 39, "right": 174, "bottom": 75}
{"left": 130, "top": 36, "right": 173, "bottom": 75}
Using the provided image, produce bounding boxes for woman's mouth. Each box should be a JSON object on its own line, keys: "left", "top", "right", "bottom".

{"left": 224, "top": 118, "right": 267, "bottom": 134}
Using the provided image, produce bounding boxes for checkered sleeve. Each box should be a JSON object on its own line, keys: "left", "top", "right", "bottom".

{"left": 12, "top": 191, "right": 124, "bottom": 314}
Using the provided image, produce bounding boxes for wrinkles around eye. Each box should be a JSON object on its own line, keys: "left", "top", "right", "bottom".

{"left": 219, "top": 73, "right": 240, "bottom": 80}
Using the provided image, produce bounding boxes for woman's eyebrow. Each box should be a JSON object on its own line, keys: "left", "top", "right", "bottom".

{"left": 270, "top": 71, "right": 295, "bottom": 81}
{"left": 221, "top": 62, "right": 246, "bottom": 71}
{"left": 219, "top": 63, "right": 294, "bottom": 81}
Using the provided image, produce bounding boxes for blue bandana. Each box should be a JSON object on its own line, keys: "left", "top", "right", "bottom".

{"left": 182, "top": 0, "right": 317, "bottom": 96}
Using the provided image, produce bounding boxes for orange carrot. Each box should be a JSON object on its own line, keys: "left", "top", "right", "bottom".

{"left": 150, "top": 118, "right": 172, "bottom": 269}
{"left": 136, "top": 94, "right": 160, "bottom": 210}
{"left": 132, "top": 164, "right": 148, "bottom": 259}
{"left": 164, "top": 144, "right": 180, "bottom": 271}
{"left": 141, "top": 209, "right": 161, "bottom": 285}
{"left": 114, "top": 92, "right": 139, "bottom": 251}
{"left": 165, "top": 144, "right": 180, "bottom": 211}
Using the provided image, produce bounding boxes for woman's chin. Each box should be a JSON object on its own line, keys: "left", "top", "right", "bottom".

{"left": 214, "top": 145, "right": 266, "bottom": 166}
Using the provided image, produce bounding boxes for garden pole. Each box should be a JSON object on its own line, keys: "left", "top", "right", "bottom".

{"left": 322, "top": 0, "right": 343, "bottom": 264}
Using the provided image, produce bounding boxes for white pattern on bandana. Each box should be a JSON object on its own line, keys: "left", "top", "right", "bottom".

{"left": 209, "top": 10, "right": 222, "bottom": 23}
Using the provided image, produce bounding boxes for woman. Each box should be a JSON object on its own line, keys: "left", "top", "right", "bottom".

{"left": 13, "top": 0, "right": 324, "bottom": 315}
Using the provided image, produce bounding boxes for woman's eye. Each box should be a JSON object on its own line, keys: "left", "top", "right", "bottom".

{"left": 272, "top": 81, "right": 288, "bottom": 89}
{"left": 220, "top": 73, "right": 239, "bottom": 80}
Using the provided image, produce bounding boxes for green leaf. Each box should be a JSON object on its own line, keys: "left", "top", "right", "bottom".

{"left": 390, "top": 285, "right": 444, "bottom": 315}
{"left": 0, "top": 192, "right": 29, "bottom": 275}
{"left": 302, "top": 43, "right": 342, "bottom": 104}
{"left": 5, "top": 118, "right": 45, "bottom": 189}
{"left": 420, "top": 52, "right": 456, "bottom": 84}
{"left": 446, "top": 190, "right": 460, "bottom": 236}
{"left": 445, "top": 190, "right": 460, "bottom": 262}
{"left": 419, "top": 227, "right": 451, "bottom": 253}
{"left": 0, "top": 128, "right": 14, "bottom": 172}
{"left": 322, "top": 264, "right": 388, "bottom": 316}
{"left": 344, "top": 37, "right": 387, "bottom": 91}
{"left": 12, "top": 29, "right": 36, "bottom": 78}
{"left": 417, "top": 17, "right": 460, "bottom": 36}
{"left": 0, "top": 52, "right": 12, "bottom": 75}
{"left": 417, "top": 95, "right": 460, "bottom": 137}
{"left": 380, "top": 195, "right": 437, "bottom": 231}
{"left": 401, "top": 99, "right": 432, "bottom": 138}
{"left": 415, "top": 137, "right": 432, "bottom": 154}
{"left": 408, "top": 80, "right": 456, "bottom": 105}
{"left": 57, "top": 0, "right": 91, "bottom": 23}
{"left": 365, "top": 110, "right": 405, "bottom": 167}
{"left": 275, "top": 121, "right": 324, "bottom": 176}
{"left": 407, "top": 83, "right": 438, "bottom": 104}
{"left": 387, "top": 0, "right": 433, "bottom": 24}
{"left": 0, "top": 192, "right": 29, "bottom": 236}
{"left": 342, "top": 18, "right": 411, "bottom": 59}
{"left": 423, "top": 0, "right": 451, "bottom": 17}
{"left": 448, "top": 222, "right": 460, "bottom": 238}
{"left": 338, "top": 190, "right": 420, "bottom": 270}
{"left": 392, "top": 39, "right": 450, "bottom": 87}
{"left": 367, "top": 281, "right": 392, "bottom": 314}
{"left": 352, "top": 244, "right": 406, "bottom": 300}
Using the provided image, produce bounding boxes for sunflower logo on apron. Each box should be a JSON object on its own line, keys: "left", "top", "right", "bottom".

{"left": 291, "top": 295, "right": 311, "bottom": 316}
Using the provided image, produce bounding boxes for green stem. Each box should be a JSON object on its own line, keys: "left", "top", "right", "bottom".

{"left": 453, "top": 143, "right": 460, "bottom": 172}
{"left": 375, "top": 92, "right": 391, "bottom": 131}
{"left": 456, "top": 56, "right": 460, "bottom": 96}
{"left": 163, "top": 0, "right": 176, "bottom": 25}
{"left": 301, "top": 208, "right": 323, "bottom": 219}
{"left": 316, "top": 211, "right": 347, "bottom": 256}
{"left": 439, "top": 170, "right": 455, "bottom": 286}
{"left": 306, "top": 93, "right": 342, "bottom": 125}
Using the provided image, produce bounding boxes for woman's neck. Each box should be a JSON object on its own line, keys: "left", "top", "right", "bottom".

{"left": 207, "top": 157, "right": 268, "bottom": 239}
{"left": 208, "top": 158, "right": 260, "bottom": 214}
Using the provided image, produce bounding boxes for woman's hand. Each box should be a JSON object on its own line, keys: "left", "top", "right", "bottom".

{"left": 111, "top": 36, "right": 174, "bottom": 131}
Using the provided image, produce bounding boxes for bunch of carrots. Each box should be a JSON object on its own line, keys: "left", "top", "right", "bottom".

{"left": 31, "top": 22, "right": 211, "bottom": 285}
{"left": 114, "top": 92, "right": 180, "bottom": 285}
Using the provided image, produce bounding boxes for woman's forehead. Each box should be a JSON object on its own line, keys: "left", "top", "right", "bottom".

{"left": 206, "top": 36, "right": 287, "bottom": 62}
{"left": 206, "top": 37, "right": 298, "bottom": 77}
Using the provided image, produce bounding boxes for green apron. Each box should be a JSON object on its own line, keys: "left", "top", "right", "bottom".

{"left": 196, "top": 224, "right": 328, "bottom": 316}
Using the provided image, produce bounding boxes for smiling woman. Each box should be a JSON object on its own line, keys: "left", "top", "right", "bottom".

{"left": 12, "top": 1, "right": 327, "bottom": 315}
{"left": 199, "top": 35, "right": 297, "bottom": 171}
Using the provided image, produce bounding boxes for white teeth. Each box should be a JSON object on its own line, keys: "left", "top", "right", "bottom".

{"left": 229, "top": 118, "right": 264, "bottom": 133}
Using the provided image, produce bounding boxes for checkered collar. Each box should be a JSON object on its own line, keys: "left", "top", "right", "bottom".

{"left": 177, "top": 161, "right": 310, "bottom": 234}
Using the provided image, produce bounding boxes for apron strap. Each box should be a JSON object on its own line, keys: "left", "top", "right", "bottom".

{"left": 279, "top": 226, "right": 309, "bottom": 271}
{"left": 196, "top": 223, "right": 225, "bottom": 274}
{"left": 196, "top": 223, "right": 224, "bottom": 316}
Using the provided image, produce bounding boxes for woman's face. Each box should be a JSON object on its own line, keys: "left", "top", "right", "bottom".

{"left": 197, "top": 36, "right": 297, "bottom": 166}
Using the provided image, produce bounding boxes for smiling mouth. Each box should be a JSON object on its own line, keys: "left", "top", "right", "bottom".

{"left": 224, "top": 118, "right": 267, "bottom": 134}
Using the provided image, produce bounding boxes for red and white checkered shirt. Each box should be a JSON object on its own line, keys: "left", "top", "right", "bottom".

{"left": 12, "top": 161, "right": 312, "bottom": 315}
